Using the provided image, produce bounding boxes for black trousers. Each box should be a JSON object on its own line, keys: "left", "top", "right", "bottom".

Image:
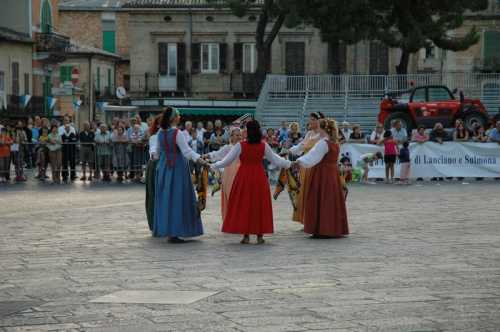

{"left": 62, "top": 147, "right": 76, "bottom": 181}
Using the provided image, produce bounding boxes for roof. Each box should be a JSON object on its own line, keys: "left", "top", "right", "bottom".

{"left": 0, "top": 26, "right": 33, "bottom": 44}
{"left": 59, "top": 0, "right": 125, "bottom": 11}
{"left": 123, "top": 0, "right": 262, "bottom": 8}
{"left": 67, "top": 40, "right": 122, "bottom": 59}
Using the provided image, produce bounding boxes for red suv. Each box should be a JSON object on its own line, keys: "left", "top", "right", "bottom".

{"left": 378, "top": 85, "right": 490, "bottom": 131}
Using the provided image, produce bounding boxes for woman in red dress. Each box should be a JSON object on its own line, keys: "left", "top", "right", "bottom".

{"left": 295, "top": 119, "right": 349, "bottom": 238}
{"left": 211, "top": 120, "right": 292, "bottom": 244}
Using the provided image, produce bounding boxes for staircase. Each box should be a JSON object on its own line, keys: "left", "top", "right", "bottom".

{"left": 255, "top": 75, "right": 382, "bottom": 131}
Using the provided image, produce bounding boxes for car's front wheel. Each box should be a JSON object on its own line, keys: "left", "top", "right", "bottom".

{"left": 383, "top": 112, "right": 414, "bottom": 132}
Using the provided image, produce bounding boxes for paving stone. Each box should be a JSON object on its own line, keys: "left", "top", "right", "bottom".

{"left": 89, "top": 290, "right": 218, "bottom": 305}
{"left": 0, "top": 182, "right": 499, "bottom": 330}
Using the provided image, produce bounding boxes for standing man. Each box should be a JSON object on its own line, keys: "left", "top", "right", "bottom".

{"left": 390, "top": 120, "right": 408, "bottom": 145}
{"left": 61, "top": 124, "right": 78, "bottom": 182}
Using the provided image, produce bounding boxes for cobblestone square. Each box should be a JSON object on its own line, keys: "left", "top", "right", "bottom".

{"left": 0, "top": 181, "right": 499, "bottom": 331}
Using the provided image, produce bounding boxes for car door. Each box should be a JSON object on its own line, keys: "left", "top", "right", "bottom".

{"left": 412, "top": 87, "right": 433, "bottom": 127}
{"left": 427, "top": 86, "right": 455, "bottom": 128}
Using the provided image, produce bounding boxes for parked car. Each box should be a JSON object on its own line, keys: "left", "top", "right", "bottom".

{"left": 378, "top": 85, "right": 490, "bottom": 131}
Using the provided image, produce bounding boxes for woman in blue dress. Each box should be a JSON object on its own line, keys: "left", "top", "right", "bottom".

{"left": 153, "top": 107, "right": 206, "bottom": 243}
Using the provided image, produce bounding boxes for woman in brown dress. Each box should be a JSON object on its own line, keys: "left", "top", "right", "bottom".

{"left": 289, "top": 112, "right": 326, "bottom": 223}
{"left": 295, "top": 119, "right": 349, "bottom": 238}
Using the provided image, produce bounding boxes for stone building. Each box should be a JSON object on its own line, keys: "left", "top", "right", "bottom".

{"left": 121, "top": 0, "right": 500, "bottom": 100}
{"left": 0, "top": 27, "right": 33, "bottom": 113}
{"left": 58, "top": 0, "right": 130, "bottom": 93}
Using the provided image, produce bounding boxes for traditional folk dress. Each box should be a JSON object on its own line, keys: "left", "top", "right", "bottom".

{"left": 153, "top": 128, "right": 203, "bottom": 238}
{"left": 209, "top": 144, "right": 240, "bottom": 221}
{"left": 289, "top": 130, "right": 324, "bottom": 223}
{"left": 145, "top": 133, "right": 158, "bottom": 231}
{"left": 212, "top": 141, "right": 291, "bottom": 235}
{"left": 297, "top": 138, "right": 349, "bottom": 237}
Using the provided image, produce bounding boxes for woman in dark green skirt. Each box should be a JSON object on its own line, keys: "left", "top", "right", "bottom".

{"left": 145, "top": 116, "right": 161, "bottom": 231}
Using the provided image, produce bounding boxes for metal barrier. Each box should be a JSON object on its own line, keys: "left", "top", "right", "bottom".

{"left": 256, "top": 73, "right": 500, "bottom": 130}
{"left": 0, "top": 142, "right": 150, "bottom": 183}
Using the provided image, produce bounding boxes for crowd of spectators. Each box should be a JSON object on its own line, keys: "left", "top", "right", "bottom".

{"left": 0, "top": 115, "right": 499, "bottom": 184}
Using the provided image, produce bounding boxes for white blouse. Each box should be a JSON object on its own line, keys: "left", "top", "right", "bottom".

{"left": 211, "top": 142, "right": 291, "bottom": 170}
{"left": 154, "top": 128, "right": 201, "bottom": 162}
{"left": 208, "top": 144, "right": 233, "bottom": 161}
{"left": 149, "top": 134, "right": 158, "bottom": 159}
{"left": 297, "top": 138, "right": 330, "bottom": 169}
{"left": 289, "top": 130, "right": 322, "bottom": 156}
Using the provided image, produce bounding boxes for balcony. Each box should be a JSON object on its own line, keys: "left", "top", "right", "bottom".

{"left": 2, "top": 95, "right": 46, "bottom": 118}
{"left": 34, "top": 31, "right": 70, "bottom": 62}
{"left": 129, "top": 72, "right": 257, "bottom": 98}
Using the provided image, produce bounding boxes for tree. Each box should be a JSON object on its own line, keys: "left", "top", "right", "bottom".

{"left": 371, "top": 0, "right": 489, "bottom": 74}
{"left": 210, "top": 0, "right": 304, "bottom": 94}
{"left": 294, "top": 0, "right": 376, "bottom": 73}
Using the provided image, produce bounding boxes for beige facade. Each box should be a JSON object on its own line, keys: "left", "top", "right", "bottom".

{"left": 0, "top": 42, "right": 33, "bottom": 98}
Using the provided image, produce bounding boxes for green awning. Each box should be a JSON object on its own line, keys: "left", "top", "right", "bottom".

{"left": 177, "top": 107, "right": 255, "bottom": 116}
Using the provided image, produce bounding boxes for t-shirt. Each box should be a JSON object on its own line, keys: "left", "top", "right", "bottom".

{"left": 399, "top": 147, "right": 410, "bottom": 163}
{"left": 0, "top": 135, "right": 13, "bottom": 157}
{"left": 391, "top": 128, "right": 408, "bottom": 143}
{"left": 489, "top": 128, "right": 500, "bottom": 142}
{"left": 384, "top": 139, "right": 398, "bottom": 155}
{"left": 79, "top": 131, "right": 95, "bottom": 144}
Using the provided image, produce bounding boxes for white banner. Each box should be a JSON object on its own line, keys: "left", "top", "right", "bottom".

{"left": 340, "top": 142, "right": 500, "bottom": 178}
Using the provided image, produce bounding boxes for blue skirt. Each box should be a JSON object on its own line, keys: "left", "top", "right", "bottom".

{"left": 153, "top": 154, "right": 203, "bottom": 238}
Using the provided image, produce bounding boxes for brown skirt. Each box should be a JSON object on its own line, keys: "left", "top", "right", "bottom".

{"left": 304, "top": 162, "right": 349, "bottom": 237}
{"left": 293, "top": 167, "right": 312, "bottom": 223}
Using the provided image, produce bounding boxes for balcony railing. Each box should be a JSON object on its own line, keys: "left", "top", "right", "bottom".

{"left": 129, "top": 72, "right": 257, "bottom": 98}
{"left": 1, "top": 95, "right": 46, "bottom": 118}
{"left": 35, "top": 31, "right": 70, "bottom": 54}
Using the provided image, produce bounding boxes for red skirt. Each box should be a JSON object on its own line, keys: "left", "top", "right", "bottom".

{"left": 304, "top": 162, "right": 349, "bottom": 237}
{"left": 222, "top": 163, "right": 274, "bottom": 235}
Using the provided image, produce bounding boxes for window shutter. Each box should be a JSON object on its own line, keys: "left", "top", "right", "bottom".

{"left": 219, "top": 43, "right": 228, "bottom": 73}
{"left": 177, "top": 43, "right": 186, "bottom": 90}
{"left": 233, "top": 43, "right": 243, "bottom": 73}
{"left": 484, "top": 31, "right": 500, "bottom": 63}
{"left": 96, "top": 67, "right": 100, "bottom": 91}
{"left": 102, "top": 31, "right": 116, "bottom": 53}
{"left": 12, "top": 62, "right": 19, "bottom": 96}
{"left": 158, "top": 43, "right": 168, "bottom": 75}
{"left": 191, "top": 43, "right": 201, "bottom": 74}
{"left": 370, "top": 42, "right": 388, "bottom": 75}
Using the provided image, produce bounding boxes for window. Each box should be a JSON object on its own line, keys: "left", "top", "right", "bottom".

{"left": 24, "top": 73, "right": 30, "bottom": 95}
{"left": 60, "top": 66, "right": 72, "bottom": 83}
{"left": 484, "top": 30, "right": 500, "bottom": 64}
{"left": 412, "top": 88, "right": 426, "bottom": 102}
{"left": 243, "top": 43, "right": 257, "bottom": 73}
{"left": 425, "top": 46, "right": 436, "bottom": 59}
{"left": 428, "top": 87, "right": 452, "bottom": 101}
{"left": 12, "top": 62, "right": 19, "bottom": 96}
{"left": 201, "top": 43, "right": 219, "bottom": 73}
{"left": 106, "top": 68, "right": 114, "bottom": 95}
{"left": 0, "top": 71, "right": 5, "bottom": 92}
{"left": 102, "top": 15, "right": 116, "bottom": 53}
{"left": 96, "top": 66, "right": 101, "bottom": 92}
{"left": 41, "top": 0, "right": 53, "bottom": 33}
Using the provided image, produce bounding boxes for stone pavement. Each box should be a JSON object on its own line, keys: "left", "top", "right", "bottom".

{"left": 0, "top": 181, "right": 499, "bottom": 332}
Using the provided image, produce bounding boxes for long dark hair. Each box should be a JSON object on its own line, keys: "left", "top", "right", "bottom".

{"left": 160, "top": 107, "right": 175, "bottom": 130}
{"left": 246, "top": 120, "right": 262, "bottom": 144}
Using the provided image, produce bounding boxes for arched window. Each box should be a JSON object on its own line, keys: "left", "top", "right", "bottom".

{"left": 41, "top": 0, "right": 53, "bottom": 33}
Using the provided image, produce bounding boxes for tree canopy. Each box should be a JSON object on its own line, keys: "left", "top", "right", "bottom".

{"left": 215, "top": 0, "right": 490, "bottom": 86}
